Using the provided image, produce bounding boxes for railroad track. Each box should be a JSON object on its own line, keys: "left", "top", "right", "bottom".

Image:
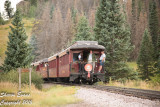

{"left": 43, "top": 82, "right": 160, "bottom": 100}
{"left": 81, "top": 85, "right": 160, "bottom": 100}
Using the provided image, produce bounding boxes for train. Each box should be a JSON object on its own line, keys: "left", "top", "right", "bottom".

{"left": 32, "top": 41, "right": 105, "bottom": 84}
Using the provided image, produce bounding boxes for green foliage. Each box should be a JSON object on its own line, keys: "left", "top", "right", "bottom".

{"left": 94, "top": 0, "right": 134, "bottom": 81}
{"left": 0, "top": 13, "right": 5, "bottom": 25}
{"left": 132, "top": 0, "right": 135, "bottom": 15}
{"left": 150, "top": 74, "right": 160, "bottom": 86}
{"left": 3, "top": 10, "right": 32, "bottom": 72}
{"left": 137, "top": 29, "right": 155, "bottom": 80}
{"left": 50, "top": 5, "right": 54, "bottom": 19}
{"left": 0, "top": 70, "right": 43, "bottom": 89}
{"left": 73, "top": 16, "right": 93, "bottom": 42}
{"left": 29, "top": 34, "right": 39, "bottom": 62}
{"left": 4, "top": 0, "right": 13, "bottom": 18}
{"left": 149, "top": 1, "right": 159, "bottom": 60}
{"left": 157, "top": 36, "right": 160, "bottom": 72}
{"left": 71, "top": 7, "right": 78, "bottom": 24}
{"left": 113, "top": 63, "right": 138, "bottom": 83}
{"left": 29, "top": 0, "right": 37, "bottom": 6}
{"left": 137, "top": 0, "right": 143, "bottom": 20}
{"left": 28, "top": 6, "right": 36, "bottom": 18}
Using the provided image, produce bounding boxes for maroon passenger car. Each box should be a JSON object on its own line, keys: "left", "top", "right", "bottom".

{"left": 32, "top": 41, "right": 105, "bottom": 84}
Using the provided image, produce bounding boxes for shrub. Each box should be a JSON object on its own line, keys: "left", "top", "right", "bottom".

{"left": 0, "top": 69, "right": 43, "bottom": 89}
{"left": 0, "top": 14, "right": 5, "bottom": 25}
{"left": 28, "top": 6, "right": 36, "bottom": 18}
{"left": 150, "top": 73, "right": 160, "bottom": 86}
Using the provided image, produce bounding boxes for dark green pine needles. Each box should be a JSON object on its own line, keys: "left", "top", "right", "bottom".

{"left": 137, "top": 29, "right": 155, "bottom": 80}
{"left": 149, "top": 1, "right": 159, "bottom": 60}
{"left": 73, "top": 15, "right": 93, "bottom": 42}
{"left": 3, "top": 10, "right": 31, "bottom": 72}
{"left": 94, "top": 0, "right": 135, "bottom": 81}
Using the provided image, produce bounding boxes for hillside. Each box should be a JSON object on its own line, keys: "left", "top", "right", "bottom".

{"left": 16, "top": 0, "right": 160, "bottom": 61}
{"left": 0, "top": 0, "right": 160, "bottom": 65}
{"left": 0, "top": 18, "right": 34, "bottom": 66}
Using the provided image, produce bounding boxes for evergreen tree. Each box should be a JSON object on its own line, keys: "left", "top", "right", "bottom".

{"left": 149, "top": 1, "right": 159, "bottom": 59}
{"left": 156, "top": 34, "right": 160, "bottom": 72}
{"left": 0, "top": 13, "right": 5, "bottom": 25}
{"left": 94, "top": 0, "right": 134, "bottom": 81}
{"left": 137, "top": 29, "right": 155, "bottom": 80}
{"left": 50, "top": 5, "right": 54, "bottom": 19}
{"left": 4, "top": 0, "right": 13, "bottom": 18}
{"left": 29, "top": 34, "right": 39, "bottom": 62}
{"left": 3, "top": 10, "right": 31, "bottom": 72}
{"left": 73, "top": 16, "right": 93, "bottom": 42}
{"left": 29, "top": 0, "right": 37, "bottom": 6}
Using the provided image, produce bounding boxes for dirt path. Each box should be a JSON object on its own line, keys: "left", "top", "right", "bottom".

{"left": 65, "top": 87, "right": 160, "bottom": 107}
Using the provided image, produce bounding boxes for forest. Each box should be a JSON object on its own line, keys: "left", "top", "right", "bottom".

{"left": 0, "top": 0, "right": 160, "bottom": 85}
{"left": 15, "top": 0, "right": 160, "bottom": 61}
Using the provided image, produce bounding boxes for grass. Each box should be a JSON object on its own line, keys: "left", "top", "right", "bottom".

{"left": 97, "top": 61, "right": 160, "bottom": 91}
{"left": 0, "top": 18, "right": 34, "bottom": 66}
{"left": 105, "top": 79, "right": 160, "bottom": 91}
{"left": 0, "top": 82, "right": 79, "bottom": 107}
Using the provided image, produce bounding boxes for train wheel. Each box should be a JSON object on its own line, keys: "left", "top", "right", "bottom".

{"left": 88, "top": 79, "right": 94, "bottom": 85}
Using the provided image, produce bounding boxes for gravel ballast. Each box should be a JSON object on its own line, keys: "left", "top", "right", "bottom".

{"left": 66, "top": 87, "right": 160, "bottom": 107}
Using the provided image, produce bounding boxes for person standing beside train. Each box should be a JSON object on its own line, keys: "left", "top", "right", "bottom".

{"left": 98, "top": 51, "right": 106, "bottom": 73}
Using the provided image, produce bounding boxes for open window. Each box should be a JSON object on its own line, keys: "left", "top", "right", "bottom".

{"left": 73, "top": 53, "right": 80, "bottom": 62}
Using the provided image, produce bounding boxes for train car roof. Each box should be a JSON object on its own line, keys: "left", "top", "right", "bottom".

{"left": 42, "top": 58, "right": 48, "bottom": 63}
{"left": 49, "top": 41, "right": 105, "bottom": 57}
{"left": 31, "top": 61, "right": 40, "bottom": 66}
{"left": 48, "top": 54, "right": 58, "bottom": 61}
{"left": 57, "top": 41, "right": 105, "bottom": 57}
{"left": 70, "top": 41, "right": 105, "bottom": 50}
{"left": 31, "top": 58, "right": 48, "bottom": 66}
{"left": 32, "top": 41, "right": 105, "bottom": 63}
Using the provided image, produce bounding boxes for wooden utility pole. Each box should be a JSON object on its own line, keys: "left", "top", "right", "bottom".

{"left": 18, "top": 68, "right": 32, "bottom": 91}
{"left": 29, "top": 68, "right": 32, "bottom": 91}
{"left": 18, "top": 68, "right": 21, "bottom": 91}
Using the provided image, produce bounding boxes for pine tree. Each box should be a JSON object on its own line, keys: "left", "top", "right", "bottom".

{"left": 156, "top": 34, "right": 160, "bottom": 73}
{"left": 50, "top": 5, "right": 54, "bottom": 19}
{"left": 94, "top": 0, "right": 134, "bottom": 81}
{"left": 149, "top": 1, "right": 159, "bottom": 59}
{"left": 137, "top": 29, "right": 155, "bottom": 80}
{"left": 73, "top": 15, "right": 93, "bottom": 42}
{"left": 29, "top": 34, "right": 39, "bottom": 62}
{"left": 0, "top": 13, "right": 5, "bottom": 25}
{"left": 4, "top": 0, "right": 13, "bottom": 18}
{"left": 3, "top": 10, "right": 31, "bottom": 72}
{"left": 29, "top": 0, "right": 37, "bottom": 6}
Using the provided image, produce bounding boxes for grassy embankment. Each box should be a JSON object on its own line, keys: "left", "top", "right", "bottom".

{"left": 0, "top": 82, "right": 78, "bottom": 107}
{"left": 0, "top": 18, "right": 34, "bottom": 66}
{"left": 105, "top": 62, "right": 160, "bottom": 91}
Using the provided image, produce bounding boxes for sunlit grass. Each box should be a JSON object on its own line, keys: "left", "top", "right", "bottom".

{"left": 0, "top": 18, "right": 34, "bottom": 66}
{"left": 0, "top": 82, "right": 79, "bottom": 107}
{"left": 107, "top": 80, "right": 160, "bottom": 91}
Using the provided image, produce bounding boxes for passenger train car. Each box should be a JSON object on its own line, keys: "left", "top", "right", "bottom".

{"left": 32, "top": 41, "right": 105, "bottom": 84}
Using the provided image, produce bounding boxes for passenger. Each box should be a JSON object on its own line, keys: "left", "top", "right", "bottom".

{"left": 88, "top": 50, "right": 92, "bottom": 63}
{"left": 98, "top": 51, "right": 106, "bottom": 73}
{"left": 78, "top": 52, "right": 83, "bottom": 72}
{"left": 88, "top": 50, "right": 96, "bottom": 73}
{"left": 78, "top": 52, "right": 82, "bottom": 61}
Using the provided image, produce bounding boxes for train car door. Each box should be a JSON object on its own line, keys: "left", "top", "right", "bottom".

{"left": 56, "top": 56, "right": 59, "bottom": 77}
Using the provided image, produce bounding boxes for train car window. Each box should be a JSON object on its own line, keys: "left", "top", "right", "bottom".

{"left": 94, "top": 53, "right": 99, "bottom": 61}
{"left": 73, "top": 53, "right": 79, "bottom": 62}
{"left": 83, "top": 51, "right": 90, "bottom": 62}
